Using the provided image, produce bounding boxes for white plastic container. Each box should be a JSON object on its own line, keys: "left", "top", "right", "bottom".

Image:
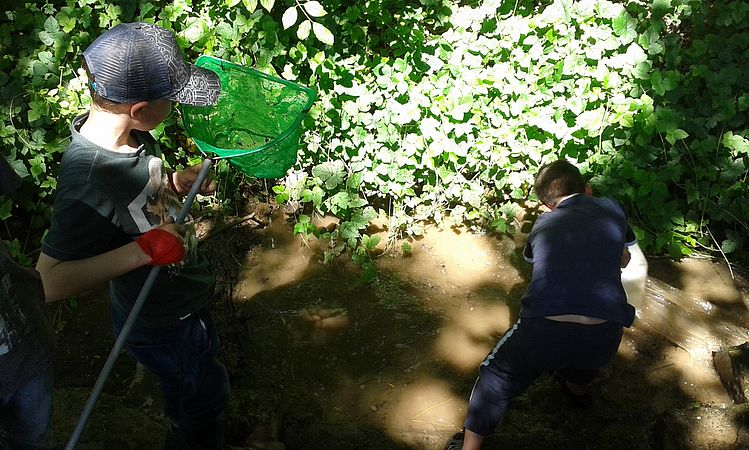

{"left": 621, "top": 241, "right": 648, "bottom": 313}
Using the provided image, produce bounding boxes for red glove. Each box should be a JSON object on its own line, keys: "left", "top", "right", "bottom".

{"left": 135, "top": 229, "right": 185, "bottom": 266}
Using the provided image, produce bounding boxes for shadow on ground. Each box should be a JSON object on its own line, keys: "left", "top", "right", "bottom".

{"left": 48, "top": 205, "right": 749, "bottom": 449}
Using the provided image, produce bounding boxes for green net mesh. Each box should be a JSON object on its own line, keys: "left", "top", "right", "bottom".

{"left": 181, "top": 56, "right": 316, "bottom": 179}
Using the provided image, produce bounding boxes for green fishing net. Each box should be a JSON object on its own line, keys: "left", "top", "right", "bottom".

{"left": 181, "top": 56, "right": 316, "bottom": 179}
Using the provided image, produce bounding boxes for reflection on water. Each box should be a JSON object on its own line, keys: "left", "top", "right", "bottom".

{"left": 634, "top": 277, "right": 749, "bottom": 358}
{"left": 620, "top": 243, "right": 748, "bottom": 359}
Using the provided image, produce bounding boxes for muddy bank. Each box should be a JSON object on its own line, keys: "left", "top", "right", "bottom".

{"left": 49, "top": 207, "right": 749, "bottom": 449}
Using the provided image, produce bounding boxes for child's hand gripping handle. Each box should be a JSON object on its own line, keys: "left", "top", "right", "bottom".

{"left": 135, "top": 227, "right": 184, "bottom": 266}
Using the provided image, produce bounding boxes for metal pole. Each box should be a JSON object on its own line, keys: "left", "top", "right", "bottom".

{"left": 65, "top": 159, "right": 213, "bottom": 450}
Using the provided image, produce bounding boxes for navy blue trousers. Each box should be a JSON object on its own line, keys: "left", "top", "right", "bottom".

{"left": 465, "top": 317, "right": 623, "bottom": 436}
{"left": 0, "top": 359, "right": 53, "bottom": 449}
{"left": 113, "top": 309, "right": 229, "bottom": 449}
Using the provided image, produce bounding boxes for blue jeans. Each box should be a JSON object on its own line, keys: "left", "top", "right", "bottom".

{"left": 465, "top": 317, "right": 623, "bottom": 436}
{"left": 113, "top": 309, "right": 229, "bottom": 449}
{"left": 0, "top": 359, "right": 53, "bottom": 450}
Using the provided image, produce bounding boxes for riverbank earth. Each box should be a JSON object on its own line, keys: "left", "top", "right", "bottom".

{"left": 48, "top": 203, "right": 749, "bottom": 449}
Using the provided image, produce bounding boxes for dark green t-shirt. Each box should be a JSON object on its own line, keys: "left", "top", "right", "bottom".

{"left": 41, "top": 113, "right": 214, "bottom": 330}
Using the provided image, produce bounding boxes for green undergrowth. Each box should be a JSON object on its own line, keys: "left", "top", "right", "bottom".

{"left": 1, "top": 0, "right": 747, "bottom": 270}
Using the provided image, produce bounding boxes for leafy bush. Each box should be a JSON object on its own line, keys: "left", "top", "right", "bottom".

{"left": 1, "top": 0, "right": 747, "bottom": 266}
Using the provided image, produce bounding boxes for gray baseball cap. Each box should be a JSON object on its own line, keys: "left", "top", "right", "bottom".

{"left": 83, "top": 22, "right": 221, "bottom": 106}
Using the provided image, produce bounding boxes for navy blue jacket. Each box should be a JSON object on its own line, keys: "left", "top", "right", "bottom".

{"left": 521, "top": 194, "right": 636, "bottom": 327}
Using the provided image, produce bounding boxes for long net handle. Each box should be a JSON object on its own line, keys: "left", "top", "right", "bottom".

{"left": 65, "top": 159, "right": 213, "bottom": 450}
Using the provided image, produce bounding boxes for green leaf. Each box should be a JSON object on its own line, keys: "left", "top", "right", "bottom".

{"left": 348, "top": 209, "right": 371, "bottom": 229}
{"left": 362, "top": 234, "right": 381, "bottom": 250}
{"left": 312, "top": 161, "right": 346, "bottom": 189}
{"left": 668, "top": 240, "right": 684, "bottom": 259}
{"left": 225, "top": 0, "right": 241, "bottom": 6}
{"left": 242, "top": 0, "right": 257, "bottom": 12}
{"left": 293, "top": 215, "right": 315, "bottom": 235}
{"left": 612, "top": 12, "right": 637, "bottom": 44}
{"left": 576, "top": 107, "right": 606, "bottom": 135}
{"left": 274, "top": 189, "right": 290, "bottom": 203}
{"left": 297, "top": 20, "right": 311, "bottom": 40}
{"left": 492, "top": 218, "right": 507, "bottom": 233}
{"left": 313, "top": 22, "right": 334, "bottom": 45}
{"left": 304, "top": 186, "right": 324, "bottom": 207}
{"left": 39, "top": 31, "right": 55, "bottom": 46}
{"left": 57, "top": 10, "right": 77, "bottom": 33}
{"left": 28, "top": 107, "right": 42, "bottom": 123}
{"left": 44, "top": 16, "right": 60, "bottom": 33}
{"left": 338, "top": 221, "right": 361, "bottom": 240}
{"left": 216, "top": 22, "right": 235, "bottom": 40}
{"left": 183, "top": 19, "right": 207, "bottom": 43}
{"left": 0, "top": 199, "right": 11, "bottom": 220}
{"left": 346, "top": 172, "right": 363, "bottom": 190}
{"left": 655, "top": 108, "right": 680, "bottom": 133}
{"left": 738, "top": 94, "right": 749, "bottom": 111}
{"left": 665, "top": 128, "right": 688, "bottom": 145}
{"left": 303, "top": 1, "right": 327, "bottom": 17}
{"left": 722, "top": 132, "right": 749, "bottom": 155}
{"left": 282, "top": 6, "right": 298, "bottom": 29}
{"left": 651, "top": 0, "right": 672, "bottom": 18}
{"left": 260, "top": 0, "right": 274, "bottom": 12}
{"left": 721, "top": 239, "right": 737, "bottom": 254}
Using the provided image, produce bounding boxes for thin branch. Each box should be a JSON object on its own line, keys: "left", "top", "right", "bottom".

{"left": 706, "top": 226, "right": 735, "bottom": 280}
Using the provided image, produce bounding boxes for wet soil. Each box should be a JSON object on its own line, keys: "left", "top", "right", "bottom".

{"left": 48, "top": 204, "right": 749, "bottom": 449}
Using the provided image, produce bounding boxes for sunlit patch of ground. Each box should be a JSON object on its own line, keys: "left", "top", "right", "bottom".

{"left": 381, "top": 378, "right": 466, "bottom": 442}
{"left": 433, "top": 303, "right": 511, "bottom": 374}
{"left": 230, "top": 211, "right": 321, "bottom": 302}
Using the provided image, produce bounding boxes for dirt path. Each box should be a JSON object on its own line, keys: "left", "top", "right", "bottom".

{"left": 49, "top": 206, "right": 749, "bottom": 449}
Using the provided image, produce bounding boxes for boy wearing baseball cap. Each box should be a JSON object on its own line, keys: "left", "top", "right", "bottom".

{"left": 0, "top": 156, "right": 56, "bottom": 450}
{"left": 36, "top": 23, "right": 227, "bottom": 448}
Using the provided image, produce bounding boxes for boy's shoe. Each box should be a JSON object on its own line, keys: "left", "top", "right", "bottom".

{"left": 444, "top": 431, "right": 464, "bottom": 450}
{"left": 555, "top": 374, "right": 592, "bottom": 408}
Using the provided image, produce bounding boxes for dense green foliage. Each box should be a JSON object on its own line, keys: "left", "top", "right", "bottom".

{"left": 1, "top": 0, "right": 747, "bottom": 266}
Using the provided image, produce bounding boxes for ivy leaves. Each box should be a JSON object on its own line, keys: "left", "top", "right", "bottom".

{"left": 287, "top": 0, "right": 748, "bottom": 262}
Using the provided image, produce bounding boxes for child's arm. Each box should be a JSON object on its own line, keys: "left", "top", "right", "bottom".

{"left": 36, "top": 243, "right": 151, "bottom": 302}
{"left": 36, "top": 223, "right": 185, "bottom": 303}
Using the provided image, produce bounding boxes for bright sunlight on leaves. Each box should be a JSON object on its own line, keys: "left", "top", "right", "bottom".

{"left": 282, "top": 6, "right": 298, "bottom": 29}
{"left": 297, "top": 19, "right": 311, "bottom": 40}
{"left": 312, "top": 22, "right": 334, "bottom": 45}
{"left": 303, "top": 1, "right": 327, "bottom": 18}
